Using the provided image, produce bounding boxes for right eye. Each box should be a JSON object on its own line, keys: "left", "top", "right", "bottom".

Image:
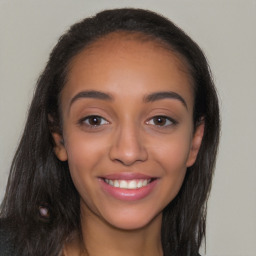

{"left": 81, "top": 115, "right": 109, "bottom": 127}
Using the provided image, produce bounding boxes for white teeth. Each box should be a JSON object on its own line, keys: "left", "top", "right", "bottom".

{"left": 128, "top": 180, "right": 137, "bottom": 189}
{"left": 137, "top": 180, "right": 143, "bottom": 188}
{"left": 113, "top": 180, "right": 119, "bottom": 188}
{"left": 119, "top": 180, "right": 128, "bottom": 188}
{"left": 142, "top": 180, "right": 148, "bottom": 186}
{"left": 104, "top": 179, "right": 151, "bottom": 189}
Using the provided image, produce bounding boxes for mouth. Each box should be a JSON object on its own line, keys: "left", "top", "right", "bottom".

{"left": 98, "top": 174, "right": 158, "bottom": 201}
{"left": 103, "top": 178, "right": 155, "bottom": 189}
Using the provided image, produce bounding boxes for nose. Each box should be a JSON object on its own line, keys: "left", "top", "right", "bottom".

{"left": 109, "top": 124, "right": 148, "bottom": 166}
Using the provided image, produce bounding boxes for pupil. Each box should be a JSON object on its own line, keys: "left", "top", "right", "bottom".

{"left": 154, "top": 117, "right": 165, "bottom": 126}
{"left": 90, "top": 117, "right": 100, "bottom": 125}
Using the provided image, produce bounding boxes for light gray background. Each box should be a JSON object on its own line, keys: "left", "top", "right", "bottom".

{"left": 0, "top": 1, "right": 255, "bottom": 255}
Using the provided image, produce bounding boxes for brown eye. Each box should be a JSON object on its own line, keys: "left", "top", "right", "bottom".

{"left": 146, "top": 116, "right": 176, "bottom": 127}
{"left": 153, "top": 117, "right": 168, "bottom": 126}
{"left": 83, "top": 115, "right": 108, "bottom": 126}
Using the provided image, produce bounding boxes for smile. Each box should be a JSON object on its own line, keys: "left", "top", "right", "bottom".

{"left": 99, "top": 174, "right": 158, "bottom": 201}
{"left": 104, "top": 179, "right": 151, "bottom": 189}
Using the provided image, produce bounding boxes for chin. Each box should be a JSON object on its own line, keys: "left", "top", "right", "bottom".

{"left": 102, "top": 208, "right": 163, "bottom": 231}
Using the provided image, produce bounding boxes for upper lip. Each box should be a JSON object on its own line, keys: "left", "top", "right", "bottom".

{"left": 100, "top": 172, "right": 156, "bottom": 180}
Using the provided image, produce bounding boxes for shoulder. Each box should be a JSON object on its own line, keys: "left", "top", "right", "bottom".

{"left": 0, "top": 219, "right": 16, "bottom": 256}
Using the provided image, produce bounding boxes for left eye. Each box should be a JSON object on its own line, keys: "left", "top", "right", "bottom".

{"left": 82, "top": 115, "right": 109, "bottom": 126}
{"left": 146, "top": 116, "right": 175, "bottom": 127}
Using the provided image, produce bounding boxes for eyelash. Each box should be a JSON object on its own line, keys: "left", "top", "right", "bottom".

{"left": 79, "top": 115, "right": 177, "bottom": 129}
{"left": 79, "top": 115, "right": 109, "bottom": 128}
{"left": 146, "top": 115, "right": 177, "bottom": 128}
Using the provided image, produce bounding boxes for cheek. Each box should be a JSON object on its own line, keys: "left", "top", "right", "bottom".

{"left": 152, "top": 133, "right": 192, "bottom": 171}
{"left": 63, "top": 137, "right": 101, "bottom": 211}
{"left": 63, "top": 131, "right": 113, "bottom": 197}
{"left": 150, "top": 134, "right": 192, "bottom": 197}
{"left": 63, "top": 133, "right": 101, "bottom": 189}
{"left": 64, "top": 131, "right": 106, "bottom": 170}
{"left": 160, "top": 143, "right": 189, "bottom": 183}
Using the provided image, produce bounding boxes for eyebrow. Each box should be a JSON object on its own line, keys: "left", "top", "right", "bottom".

{"left": 69, "top": 90, "right": 187, "bottom": 110}
{"left": 69, "top": 90, "right": 113, "bottom": 108}
{"left": 144, "top": 91, "right": 188, "bottom": 109}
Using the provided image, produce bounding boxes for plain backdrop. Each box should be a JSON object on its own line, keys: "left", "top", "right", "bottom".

{"left": 0, "top": 1, "right": 255, "bottom": 255}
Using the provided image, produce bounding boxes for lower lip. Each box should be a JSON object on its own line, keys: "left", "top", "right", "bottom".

{"left": 99, "top": 179, "right": 158, "bottom": 201}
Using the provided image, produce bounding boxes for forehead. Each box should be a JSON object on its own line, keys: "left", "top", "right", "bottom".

{"left": 62, "top": 32, "right": 194, "bottom": 109}
{"left": 69, "top": 31, "right": 192, "bottom": 77}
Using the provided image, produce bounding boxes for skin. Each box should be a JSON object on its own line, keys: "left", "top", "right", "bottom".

{"left": 52, "top": 33, "right": 204, "bottom": 256}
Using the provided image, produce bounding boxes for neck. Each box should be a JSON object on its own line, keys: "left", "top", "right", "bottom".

{"left": 65, "top": 204, "right": 163, "bottom": 256}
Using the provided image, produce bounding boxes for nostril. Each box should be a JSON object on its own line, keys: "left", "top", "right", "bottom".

{"left": 108, "top": 128, "right": 148, "bottom": 165}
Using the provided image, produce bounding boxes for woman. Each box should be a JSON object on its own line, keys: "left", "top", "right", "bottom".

{"left": 0, "top": 8, "right": 220, "bottom": 256}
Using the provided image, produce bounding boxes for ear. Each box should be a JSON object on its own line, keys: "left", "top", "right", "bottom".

{"left": 52, "top": 132, "right": 68, "bottom": 161}
{"left": 186, "top": 121, "right": 205, "bottom": 167}
{"left": 48, "top": 114, "right": 68, "bottom": 161}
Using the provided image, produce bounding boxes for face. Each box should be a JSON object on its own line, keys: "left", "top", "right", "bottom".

{"left": 53, "top": 34, "right": 204, "bottom": 231}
